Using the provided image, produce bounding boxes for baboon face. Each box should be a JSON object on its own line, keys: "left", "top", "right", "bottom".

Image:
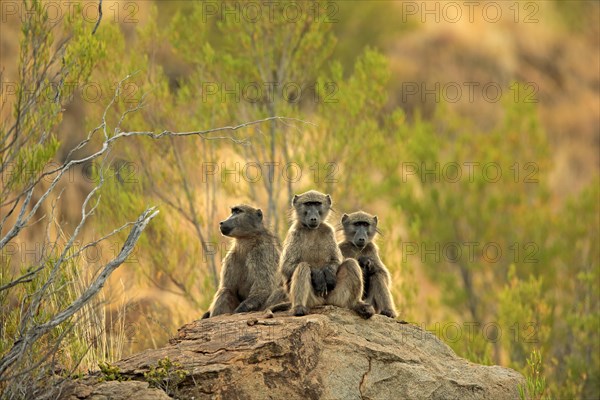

{"left": 341, "top": 211, "right": 378, "bottom": 249}
{"left": 219, "top": 204, "right": 264, "bottom": 238}
{"left": 292, "top": 190, "right": 332, "bottom": 230}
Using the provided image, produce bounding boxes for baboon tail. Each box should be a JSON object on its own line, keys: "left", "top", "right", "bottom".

{"left": 201, "top": 311, "right": 210, "bottom": 319}
{"left": 270, "top": 302, "right": 292, "bottom": 312}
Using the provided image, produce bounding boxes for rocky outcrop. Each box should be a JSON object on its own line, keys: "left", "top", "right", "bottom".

{"left": 67, "top": 381, "right": 171, "bottom": 400}
{"left": 65, "top": 307, "right": 524, "bottom": 399}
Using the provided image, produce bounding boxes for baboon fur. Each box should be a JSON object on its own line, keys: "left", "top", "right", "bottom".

{"left": 339, "top": 211, "right": 397, "bottom": 318}
{"left": 202, "top": 204, "right": 280, "bottom": 318}
{"left": 279, "top": 190, "right": 374, "bottom": 319}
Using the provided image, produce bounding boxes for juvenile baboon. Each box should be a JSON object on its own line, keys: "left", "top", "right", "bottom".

{"left": 279, "top": 190, "right": 374, "bottom": 318}
{"left": 338, "top": 211, "right": 397, "bottom": 318}
{"left": 202, "top": 205, "right": 280, "bottom": 318}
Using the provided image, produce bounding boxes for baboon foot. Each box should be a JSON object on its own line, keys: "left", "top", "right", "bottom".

{"left": 201, "top": 311, "right": 210, "bottom": 319}
{"left": 292, "top": 305, "right": 309, "bottom": 317}
{"left": 353, "top": 302, "right": 375, "bottom": 319}
{"left": 270, "top": 302, "right": 292, "bottom": 313}
{"left": 380, "top": 309, "right": 397, "bottom": 319}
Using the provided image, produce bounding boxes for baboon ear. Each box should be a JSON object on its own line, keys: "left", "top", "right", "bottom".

{"left": 325, "top": 194, "right": 332, "bottom": 205}
{"left": 341, "top": 213, "right": 349, "bottom": 223}
{"left": 256, "top": 209, "right": 263, "bottom": 220}
{"left": 292, "top": 195, "right": 299, "bottom": 206}
{"left": 373, "top": 216, "right": 378, "bottom": 226}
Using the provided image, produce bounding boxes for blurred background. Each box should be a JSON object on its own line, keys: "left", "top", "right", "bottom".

{"left": 1, "top": 1, "right": 598, "bottom": 398}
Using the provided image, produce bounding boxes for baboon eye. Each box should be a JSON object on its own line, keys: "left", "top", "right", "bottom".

{"left": 232, "top": 208, "right": 242, "bottom": 214}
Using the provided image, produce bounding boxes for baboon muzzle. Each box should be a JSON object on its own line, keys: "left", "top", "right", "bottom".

{"left": 220, "top": 222, "right": 233, "bottom": 236}
{"left": 353, "top": 230, "right": 368, "bottom": 248}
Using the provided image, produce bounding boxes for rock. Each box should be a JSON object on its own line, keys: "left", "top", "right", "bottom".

{"left": 68, "top": 307, "right": 525, "bottom": 399}
{"left": 64, "top": 381, "right": 170, "bottom": 400}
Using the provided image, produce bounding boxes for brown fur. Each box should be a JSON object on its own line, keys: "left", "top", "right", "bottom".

{"left": 339, "top": 211, "right": 397, "bottom": 318}
{"left": 264, "top": 286, "right": 290, "bottom": 312}
{"left": 279, "top": 190, "right": 374, "bottom": 319}
{"left": 202, "top": 205, "right": 280, "bottom": 318}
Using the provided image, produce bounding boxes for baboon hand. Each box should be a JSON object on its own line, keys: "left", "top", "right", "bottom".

{"left": 323, "top": 268, "right": 336, "bottom": 292}
{"left": 234, "top": 302, "right": 254, "bottom": 313}
{"left": 310, "top": 268, "right": 327, "bottom": 297}
{"left": 358, "top": 256, "right": 375, "bottom": 275}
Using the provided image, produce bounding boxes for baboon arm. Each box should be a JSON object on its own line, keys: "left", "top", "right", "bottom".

{"left": 280, "top": 247, "right": 301, "bottom": 286}
{"left": 358, "top": 249, "right": 384, "bottom": 274}
{"left": 235, "top": 246, "right": 278, "bottom": 313}
{"left": 369, "top": 272, "right": 396, "bottom": 315}
{"left": 205, "top": 252, "right": 239, "bottom": 317}
{"left": 323, "top": 232, "right": 342, "bottom": 271}
{"left": 210, "top": 288, "right": 239, "bottom": 316}
{"left": 368, "top": 256, "right": 396, "bottom": 315}
{"left": 235, "top": 283, "right": 269, "bottom": 313}
{"left": 264, "top": 287, "right": 289, "bottom": 309}
{"left": 235, "top": 295, "right": 264, "bottom": 313}
{"left": 218, "top": 251, "right": 237, "bottom": 290}
{"left": 325, "top": 247, "right": 342, "bottom": 273}
{"left": 323, "top": 262, "right": 339, "bottom": 276}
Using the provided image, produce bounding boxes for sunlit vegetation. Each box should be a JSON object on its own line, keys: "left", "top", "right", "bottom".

{"left": 1, "top": 1, "right": 597, "bottom": 398}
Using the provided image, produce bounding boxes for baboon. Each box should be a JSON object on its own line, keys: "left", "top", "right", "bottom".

{"left": 264, "top": 283, "right": 289, "bottom": 312}
{"left": 202, "top": 205, "right": 280, "bottom": 318}
{"left": 279, "top": 190, "right": 374, "bottom": 319}
{"left": 338, "top": 211, "right": 397, "bottom": 318}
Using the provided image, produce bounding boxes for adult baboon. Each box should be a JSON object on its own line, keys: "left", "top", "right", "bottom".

{"left": 202, "top": 205, "right": 280, "bottom": 318}
{"left": 339, "top": 211, "right": 397, "bottom": 318}
{"left": 279, "top": 190, "right": 374, "bottom": 318}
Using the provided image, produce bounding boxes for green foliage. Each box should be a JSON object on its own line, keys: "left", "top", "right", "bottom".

{"left": 2, "top": 0, "right": 104, "bottom": 191}
{"left": 98, "top": 361, "right": 128, "bottom": 382}
{"left": 0, "top": 2, "right": 134, "bottom": 396}
{"left": 518, "top": 349, "right": 548, "bottom": 400}
{"left": 144, "top": 357, "right": 188, "bottom": 396}
{"left": 382, "top": 88, "right": 597, "bottom": 396}
{"left": 3, "top": 2, "right": 598, "bottom": 399}
{"left": 407, "top": 96, "right": 550, "bottom": 312}
{"left": 548, "top": 179, "right": 599, "bottom": 398}
{"left": 499, "top": 265, "right": 551, "bottom": 376}
{"left": 331, "top": 2, "right": 416, "bottom": 69}
{"left": 314, "top": 48, "right": 390, "bottom": 185}
{"left": 553, "top": 0, "right": 598, "bottom": 32}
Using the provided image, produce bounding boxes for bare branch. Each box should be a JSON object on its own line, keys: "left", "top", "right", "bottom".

{"left": 0, "top": 63, "right": 315, "bottom": 385}
{"left": 112, "top": 116, "right": 315, "bottom": 144}
{"left": 0, "top": 113, "right": 313, "bottom": 211}
{"left": 92, "top": 0, "right": 103, "bottom": 35}
{"left": 0, "top": 207, "right": 159, "bottom": 378}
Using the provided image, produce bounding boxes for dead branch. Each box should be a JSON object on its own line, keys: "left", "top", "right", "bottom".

{"left": 0, "top": 207, "right": 158, "bottom": 379}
